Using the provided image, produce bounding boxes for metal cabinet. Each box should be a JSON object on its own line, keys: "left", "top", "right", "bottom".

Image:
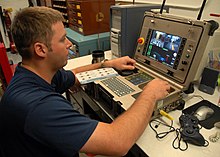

{"left": 66, "top": 28, "right": 110, "bottom": 57}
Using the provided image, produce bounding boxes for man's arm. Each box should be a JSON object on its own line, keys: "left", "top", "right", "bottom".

{"left": 71, "top": 56, "right": 136, "bottom": 75}
{"left": 71, "top": 56, "right": 136, "bottom": 86}
{"left": 80, "top": 78, "right": 170, "bottom": 156}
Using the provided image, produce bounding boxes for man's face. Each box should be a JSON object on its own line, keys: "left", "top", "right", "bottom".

{"left": 47, "top": 22, "right": 72, "bottom": 70}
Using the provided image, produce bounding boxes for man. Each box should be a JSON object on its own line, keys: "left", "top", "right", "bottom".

{"left": 0, "top": 7, "right": 170, "bottom": 157}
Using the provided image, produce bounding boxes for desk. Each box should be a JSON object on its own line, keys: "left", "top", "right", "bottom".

{"left": 64, "top": 52, "right": 220, "bottom": 157}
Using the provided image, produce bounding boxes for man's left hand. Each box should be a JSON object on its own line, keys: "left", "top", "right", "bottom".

{"left": 107, "top": 56, "right": 136, "bottom": 70}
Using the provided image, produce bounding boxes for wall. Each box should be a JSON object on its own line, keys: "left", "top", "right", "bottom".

{"left": 116, "top": 0, "right": 220, "bottom": 25}
{"left": 0, "top": 0, "right": 29, "bottom": 48}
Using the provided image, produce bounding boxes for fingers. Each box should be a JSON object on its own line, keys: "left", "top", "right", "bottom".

{"left": 122, "top": 64, "right": 135, "bottom": 70}
{"left": 123, "top": 57, "right": 136, "bottom": 69}
{"left": 127, "top": 57, "right": 136, "bottom": 65}
{"left": 160, "top": 80, "right": 171, "bottom": 97}
{"left": 143, "top": 78, "right": 171, "bottom": 100}
{"left": 160, "top": 79, "right": 171, "bottom": 93}
{"left": 164, "top": 81, "right": 171, "bottom": 93}
{"left": 113, "top": 56, "right": 136, "bottom": 70}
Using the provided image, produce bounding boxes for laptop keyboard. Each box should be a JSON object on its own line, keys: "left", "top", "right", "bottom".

{"left": 101, "top": 77, "right": 135, "bottom": 97}
{"left": 126, "top": 71, "right": 154, "bottom": 85}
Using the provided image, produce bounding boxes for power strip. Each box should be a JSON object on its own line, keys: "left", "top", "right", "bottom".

{"left": 76, "top": 68, "right": 119, "bottom": 84}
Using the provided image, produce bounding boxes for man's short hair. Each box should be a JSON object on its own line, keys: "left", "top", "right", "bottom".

{"left": 11, "top": 6, "right": 64, "bottom": 59}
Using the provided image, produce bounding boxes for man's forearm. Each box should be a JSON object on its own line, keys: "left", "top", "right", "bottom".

{"left": 111, "top": 91, "right": 156, "bottom": 146}
{"left": 71, "top": 60, "right": 111, "bottom": 74}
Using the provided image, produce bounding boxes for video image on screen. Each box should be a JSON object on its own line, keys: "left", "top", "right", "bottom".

{"left": 145, "top": 30, "right": 182, "bottom": 68}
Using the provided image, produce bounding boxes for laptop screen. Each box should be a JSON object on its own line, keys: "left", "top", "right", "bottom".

{"left": 142, "top": 30, "right": 183, "bottom": 69}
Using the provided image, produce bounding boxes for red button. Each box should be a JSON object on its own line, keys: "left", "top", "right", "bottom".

{"left": 137, "top": 37, "right": 144, "bottom": 45}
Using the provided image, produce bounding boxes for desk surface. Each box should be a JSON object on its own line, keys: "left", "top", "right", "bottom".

{"left": 64, "top": 52, "right": 220, "bottom": 157}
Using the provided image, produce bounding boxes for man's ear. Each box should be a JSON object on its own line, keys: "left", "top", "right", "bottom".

{"left": 34, "top": 42, "right": 48, "bottom": 57}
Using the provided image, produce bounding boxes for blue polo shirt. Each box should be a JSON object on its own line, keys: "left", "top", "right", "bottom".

{"left": 0, "top": 64, "right": 98, "bottom": 157}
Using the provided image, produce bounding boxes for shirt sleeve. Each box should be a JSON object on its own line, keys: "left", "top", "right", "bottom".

{"left": 24, "top": 95, "right": 98, "bottom": 157}
{"left": 52, "top": 69, "right": 75, "bottom": 94}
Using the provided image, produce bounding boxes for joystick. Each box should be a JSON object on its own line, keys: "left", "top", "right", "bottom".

{"left": 179, "top": 114, "right": 206, "bottom": 146}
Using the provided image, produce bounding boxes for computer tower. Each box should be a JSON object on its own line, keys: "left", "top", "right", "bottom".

{"left": 110, "top": 4, "right": 169, "bottom": 57}
{"left": 67, "top": 0, "right": 115, "bottom": 35}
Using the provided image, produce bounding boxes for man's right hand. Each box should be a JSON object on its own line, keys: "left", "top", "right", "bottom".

{"left": 142, "top": 78, "right": 170, "bottom": 101}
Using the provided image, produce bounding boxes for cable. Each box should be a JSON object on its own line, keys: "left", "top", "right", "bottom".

{"left": 172, "top": 128, "right": 188, "bottom": 151}
{"left": 149, "top": 119, "right": 188, "bottom": 151}
{"left": 150, "top": 117, "right": 209, "bottom": 151}
{"left": 149, "top": 119, "right": 175, "bottom": 139}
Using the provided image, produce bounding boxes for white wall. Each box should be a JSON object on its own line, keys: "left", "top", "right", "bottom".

{"left": 117, "top": 0, "right": 220, "bottom": 23}
{"left": 0, "top": 0, "right": 29, "bottom": 48}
